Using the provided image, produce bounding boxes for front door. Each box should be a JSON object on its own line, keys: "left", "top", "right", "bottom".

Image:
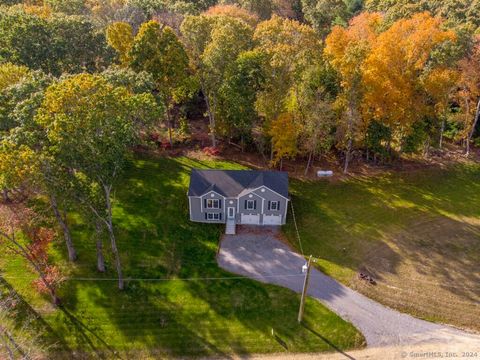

{"left": 227, "top": 207, "right": 235, "bottom": 219}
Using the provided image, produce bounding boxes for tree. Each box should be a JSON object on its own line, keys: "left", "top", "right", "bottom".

{"left": 423, "top": 67, "right": 460, "bottom": 149}
{"left": 0, "top": 7, "right": 112, "bottom": 75}
{"left": 254, "top": 15, "right": 322, "bottom": 160}
{"left": 362, "top": 12, "right": 456, "bottom": 147}
{"left": 324, "top": 12, "right": 382, "bottom": 173}
{"left": 0, "top": 203, "right": 62, "bottom": 305}
{"left": 269, "top": 112, "right": 298, "bottom": 168}
{"left": 457, "top": 36, "right": 480, "bottom": 155}
{"left": 301, "top": 0, "right": 351, "bottom": 36}
{"left": 35, "top": 74, "right": 160, "bottom": 290}
{"left": 0, "top": 63, "right": 29, "bottom": 91}
{"left": 217, "top": 49, "right": 266, "bottom": 145}
{"left": 204, "top": 4, "right": 259, "bottom": 27}
{"left": 106, "top": 21, "right": 134, "bottom": 66}
{"left": 294, "top": 64, "right": 335, "bottom": 174}
{"left": 181, "top": 15, "right": 253, "bottom": 147}
{"left": 130, "top": 20, "right": 191, "bottom": 145}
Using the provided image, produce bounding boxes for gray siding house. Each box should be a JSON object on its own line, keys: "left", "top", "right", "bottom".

{"left": 188, "top": 169, "right": 289, "bottom": 234}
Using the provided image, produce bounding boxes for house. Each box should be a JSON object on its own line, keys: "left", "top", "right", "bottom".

{"left": 188, "top": 169, "right": 289, "bottom": 234}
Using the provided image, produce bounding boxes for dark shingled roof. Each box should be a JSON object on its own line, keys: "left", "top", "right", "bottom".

{"left": 188, "top": 169, "right": 289, "bottom": 198}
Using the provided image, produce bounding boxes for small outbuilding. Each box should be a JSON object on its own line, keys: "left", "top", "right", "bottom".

{"left": 187, "top": 169, "right": 289, "bottom": 234}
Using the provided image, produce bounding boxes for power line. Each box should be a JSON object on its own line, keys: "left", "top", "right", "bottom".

{"left": 290, "top": 200, "right": 304, "bottom": 256}
{"left": 1, "top": 273, "right": 305, "bottom": 282}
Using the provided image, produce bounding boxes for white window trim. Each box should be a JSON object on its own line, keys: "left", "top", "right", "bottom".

{"left": 207, "top": 213, "right": 220, "bottom": 220}
{"left": 270, "top": 201, "right": 279, "bottom": 211}
{"left": 206, "top": 199, "right": 220, "bottom": 209}
{"left": 246, "top": 199, "right": 255, "bottom": 210}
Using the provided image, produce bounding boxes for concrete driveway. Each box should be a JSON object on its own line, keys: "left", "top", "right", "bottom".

{"left": 217, "top": 227, "right": 480, "bottom": 348}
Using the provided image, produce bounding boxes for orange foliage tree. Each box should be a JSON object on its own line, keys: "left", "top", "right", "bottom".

{"left": 0, "top": 204, "right": 62, "bottom": 305}
{"left": 204, "top": 4, "right": 259, "bottom": 27}
{"left": 362, "top": 12, "right": 456, "bottom": 140}
{"left": 324, "top": 12, "right": 383, "bottom": 173}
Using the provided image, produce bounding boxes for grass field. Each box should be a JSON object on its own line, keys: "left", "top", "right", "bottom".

{"left": 285, "top": 164, "right": 480, "bottom": 332}
{"left": 0, "top": 154, "right": 364, "bottom": 359}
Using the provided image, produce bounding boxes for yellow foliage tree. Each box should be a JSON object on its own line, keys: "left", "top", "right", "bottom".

{"left": 0, "top": 63, "right": 30, "bottom": 92}
{"left": 324, "top": 12, "right": 383, "bottom": 173}
{"left": 106, "top": 21, "right": 134, "bottom": 66}
{"left": 423, "top": 67, "right": 460, "bottom": 147}
{"left": 268, "top": 112, "right": 298, "bottom": 168}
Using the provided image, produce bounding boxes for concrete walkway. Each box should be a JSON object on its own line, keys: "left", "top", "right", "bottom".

{"left": 217, "top": 229, "right": 480, "bottom": 348}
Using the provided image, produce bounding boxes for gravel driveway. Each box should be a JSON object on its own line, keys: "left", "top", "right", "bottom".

{"left": 217, "top": 227, "right": 480, "bottom": 348}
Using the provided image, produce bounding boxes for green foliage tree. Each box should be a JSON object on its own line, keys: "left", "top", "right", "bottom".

{"left": 0, "top": 7, "right": 112, "bottom": 75}
{"left": 35, "top": 74, "right": 160, "bottom": 289}
{"left": 217, "top": 50, "right": 266, "bottom": 145}
{"left": 130, "top": 20, "right": 192, "bottom": 145}
{"left": 182, "top": 15, "right": 253, "bottom": 146}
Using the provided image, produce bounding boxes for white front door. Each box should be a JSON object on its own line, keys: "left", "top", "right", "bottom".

{"left": 227, "top": 207, "right": 235, "bottom": 219}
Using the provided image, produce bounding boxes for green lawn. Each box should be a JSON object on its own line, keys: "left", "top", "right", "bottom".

{"left": 284, "top": 164, "right": 480, "bottom": 331}
{"left": 0, "top": 154, "right": 364, "bottom": 359}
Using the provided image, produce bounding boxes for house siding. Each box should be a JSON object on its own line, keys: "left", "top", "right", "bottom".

{"left": 252, "top": 187, "right": 288, "bottom": 225}
{"left": 189, "top": 191, "right": 226, "bottom": 223}
{"left": 189, "top": 187, "right": 288, "bottom": 226}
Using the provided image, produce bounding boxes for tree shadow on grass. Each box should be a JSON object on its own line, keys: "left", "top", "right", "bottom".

{"left": 288, "top": 165, "right": 480, "bottom": 330}
{"left": 301, "top": 322, "right": 355, "bottom": 360}
{"left": 0, "top": 276, "right": 71, "bottom": 357}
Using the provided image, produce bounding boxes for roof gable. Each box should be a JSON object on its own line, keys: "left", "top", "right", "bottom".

{"left": 188, "top": 169, "right": 289, "bottom": 198}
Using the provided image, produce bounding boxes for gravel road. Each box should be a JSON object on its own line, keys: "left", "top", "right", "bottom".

{"left": 217, "top": 228, "right": 480, "bottom": 348}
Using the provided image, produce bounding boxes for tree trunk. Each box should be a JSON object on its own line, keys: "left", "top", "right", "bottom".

{"left": 95, "top": 221, "right": 105, "bottom": 273}
{"left": 1, "top": 188, "right": 10, "bottom": 203}
{"left": 50, "top": 195, "right": 77, "bottom": 262}
{"left": 166, "top": 107, "right": 173, "bottom": 147}
{"left": 466, "top": 98, "right": 480, "bottom": 156}
{"left": 304, "top": 151, "right": 313, "bottom": 176}
{"left": 103, "top": 185, "right": 124, "bottom": 290}
{"left": 343, "top": 138, "right": 352, "bottom": 174}
{"left": 439, "top": 118, "right": 445, "bottom": 149}
{"left": 202, "top": 84, "right": 216, "bottom": 148}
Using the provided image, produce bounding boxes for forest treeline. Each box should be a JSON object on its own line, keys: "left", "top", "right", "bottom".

{"left": 1, "top": 0, "right": 480, "bottom": 297}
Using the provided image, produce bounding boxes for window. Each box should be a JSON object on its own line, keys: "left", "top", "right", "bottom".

{"left": 269, "top": 201, "right": 280, "bottom": 211}
{"left": 246, "top": 200, "right": 256, "bottom": 210}
{"left": 206, "top": 199, "right": 220, "bottom": 209}
{"left": 206, "top": 213, "right": 221, "bottom": 220}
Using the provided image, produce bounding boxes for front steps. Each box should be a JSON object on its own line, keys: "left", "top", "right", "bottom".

{"left": 225, "top": 220, "right": 236, "bottom": 235}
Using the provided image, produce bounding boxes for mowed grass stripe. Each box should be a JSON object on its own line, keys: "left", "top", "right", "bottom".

{"left": 1, "top": 155, "right": 364, "bottom": 358}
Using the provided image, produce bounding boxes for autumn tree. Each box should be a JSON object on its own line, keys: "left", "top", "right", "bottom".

{"left": 456, "top": 36, "right": 480, "bottom": 155}
{"left": 254, "top": 15, "right": 322, "bottom": 161}
{"left": 0, "top": 63, "right": 29, "bottom": 92}
{"left": 362, "top": 12, "right": 456, "bottom": 153}
{"left": 204, "top": 4, "right": 259, "bottom": 27}
{"left": 325, "top": 12, "right": 382, "bottom": 173}
{"left": 130, "top": 20, "right": 191, "bottom": 145}
{"left": 106, "top": 21, "right": 134, "bottom": 66}
{"left": 269, "top": 112, "right": 298, "bottom": 169}
{"left": 423, "top": 68, "right": 460, "bottom": 149}
{"left": 36, "top": 74, "right": 160, "bottom": 289}
{"left": 0, "top": 203, "right": 62, "bottom": 305}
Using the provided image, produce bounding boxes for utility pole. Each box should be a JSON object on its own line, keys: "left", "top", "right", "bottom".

{"left": 298, "top": 255, "right": 313, "bottom": 323}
